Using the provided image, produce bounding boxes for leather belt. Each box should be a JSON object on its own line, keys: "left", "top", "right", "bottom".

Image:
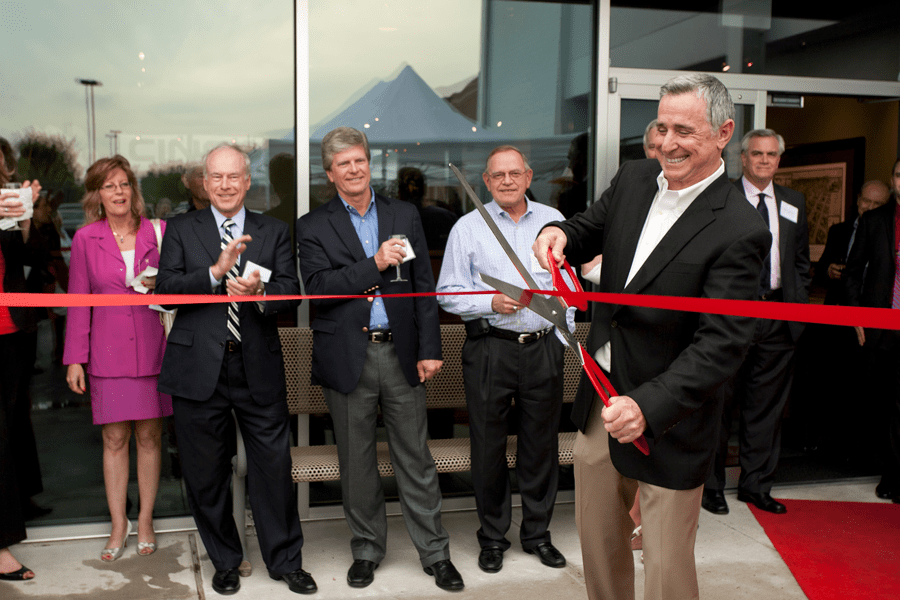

{"left": 225, "top": 340, "right": 242, "bottom": 352}
{"left": 489, "top": 327, "right": 553, "bottom": 344}
{"left": 368, "top": 330, "right": 392, "bottom": 343}
{"left": 759, "top": 288, "right": 783, "bottom": 301}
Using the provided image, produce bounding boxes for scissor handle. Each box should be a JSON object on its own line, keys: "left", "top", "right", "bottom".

{"left": 547, "top": 248, "right": 588, "bottom": 311}
{"left": 579, "top": 346, "right": 651, "bottom": 456}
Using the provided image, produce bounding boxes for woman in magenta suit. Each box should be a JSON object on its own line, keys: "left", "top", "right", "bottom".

{"left": 63, "top": 156, "right": 171, "bottom": 561}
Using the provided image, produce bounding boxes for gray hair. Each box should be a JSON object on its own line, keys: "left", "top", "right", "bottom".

{"left": 203, "top": 144, "right": 251, "bottom": 178}
{"left": 321, "top": 127, "right": 371, "bottom": 171}
{"left": 660, "top": 74, "right": 734, "bottom": 132}
{"left": 484, "top": 145, "right": 531, "bottom": 174}
{"left": 740, "top": 129, "right": 785, "bottom": 155}
{"left": 643, "top": 120, "right": 658, "bottom": 147}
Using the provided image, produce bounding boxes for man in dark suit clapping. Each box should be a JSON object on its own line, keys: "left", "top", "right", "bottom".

{"left": 157, "top": 144, "right": 315, "bottom": 596}
{"left": 296, "top": 127, "right": 463, "bottom": 592}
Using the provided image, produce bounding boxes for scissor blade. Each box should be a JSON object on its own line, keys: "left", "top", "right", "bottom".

{"left": 479, "top": 272, "right": 569, "bottom": 330}
{"left": 449, "top": 163, "right": 540, "bottom": 290}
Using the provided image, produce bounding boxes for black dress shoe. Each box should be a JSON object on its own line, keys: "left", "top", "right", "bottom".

{"left": 347, "top": 559, "right": 377, "bottom": 588}
{"left": 875, "top": 478, "right": 897, "bottom": 499}
{"left": 525, "top": 542, "right": 566, "bottom": 568}
{"left": 212, "top": 568, "right": 241, "bottom": 595}
{"left": 424, "top": 559, "right": 464, "bottom": 591}
{"left": 738, "top": 491, "right": 787, "bottom": 514}
{"left": 701, "top": 490, "right": 729, "bottom": 515}
{"left": 477, "top": 546, "right": 504, "bottom": 573}
{"left": 270, "top": 568, "right": 317, "bottom": 595}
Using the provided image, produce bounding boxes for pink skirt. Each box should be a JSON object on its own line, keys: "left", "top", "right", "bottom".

{"left": 89, "top": 375, "right": 173, "bottom": 425}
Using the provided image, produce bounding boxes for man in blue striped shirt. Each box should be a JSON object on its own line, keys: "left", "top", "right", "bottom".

{"left": 437, "top": 145, "right": 574, "bottom": 575}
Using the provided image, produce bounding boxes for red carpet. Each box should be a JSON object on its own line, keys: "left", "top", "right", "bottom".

{"left": 749, "top": 499, "right": 900, "bottom": 600}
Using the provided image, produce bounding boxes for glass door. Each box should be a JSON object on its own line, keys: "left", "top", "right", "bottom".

{"left": 600, "top": 78, "right": 767, "bottom": 190}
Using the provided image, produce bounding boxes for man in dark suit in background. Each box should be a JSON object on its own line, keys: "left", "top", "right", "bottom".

{"left": 295, "top": 127, "right": 463, "bottom": 592}
{"left": 818, "top": 180, "right": 890, "bottom": 305}
{"left": 845, "top": 158, "right": 900, "bottom": 503}
{"left": 534, "top": 74, "right": 770, "bottom": 600}
{"left": 157, "top": 144, "right": 315, "bottom": 596}
{"left": 793, "top": 180, "right": 890, "bottom": 454}
{"left": 703, "top": 129, "right": 811, "bottom": 517}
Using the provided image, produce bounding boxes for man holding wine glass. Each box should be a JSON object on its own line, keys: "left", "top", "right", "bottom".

{"left": 296, "top": 126, "right": 463, "bottom": 592}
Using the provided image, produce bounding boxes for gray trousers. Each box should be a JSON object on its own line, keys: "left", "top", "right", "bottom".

{"left": 323, "top": 341, "right": 450, "bottom": 567}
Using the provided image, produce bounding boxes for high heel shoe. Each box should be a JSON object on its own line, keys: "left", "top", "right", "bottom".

{"left": 101, "top": 520, "right": 132, "bottom": 562}
{"left": 137, "top": 540, "right": 157, "bottom": 556}
{"left": 137, "top": 519, "right": 157, "bottom": 555}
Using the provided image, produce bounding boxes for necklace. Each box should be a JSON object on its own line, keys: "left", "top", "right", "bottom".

{"left": 108, "top": 221, "right": 131, "bottom": 243}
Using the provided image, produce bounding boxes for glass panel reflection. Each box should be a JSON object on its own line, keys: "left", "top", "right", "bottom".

{"left": 611, "top": 2, "right": 899, "bottom": 82}
{"left": 1, "top": 0, "right": 295, "bottom": 526}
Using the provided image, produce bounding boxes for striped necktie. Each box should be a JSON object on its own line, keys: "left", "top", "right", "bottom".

{"left": 757, "top": 193, "right": 772, "bottom": 295}
{"left": 221, "top": 218, "right": 241, "bottom": 341}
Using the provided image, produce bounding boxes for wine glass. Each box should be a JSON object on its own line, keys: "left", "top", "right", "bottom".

{"left": 389, "top": 234, "right": 415, "bottom": 282}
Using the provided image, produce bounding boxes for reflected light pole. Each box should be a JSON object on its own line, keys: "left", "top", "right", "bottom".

{"left": 76, "top": 78, "right": 102, "bottom": 165}
{"left": 106, "top": 130, "right": 121, "bottom": 156}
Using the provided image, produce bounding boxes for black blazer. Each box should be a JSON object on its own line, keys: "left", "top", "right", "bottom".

{"left": 816, "top": 220, "right": 855, "bottom": 305}
{"left": 0, "top": 230, "right": 36, "bottom": 333}
{"left": 552, "top": 159, "right": 771, "bottom": 489}
{"left": 296, "top": 193, "right": 441, "bottom": 394}
{"left": 156, "top": 208, "right": 300, "bottom": 403}
{"left": 735, "top": 179, "right": 811, "bottom": 341}
{"left": 845, "top": 200, "right": 899, "bottom": 350}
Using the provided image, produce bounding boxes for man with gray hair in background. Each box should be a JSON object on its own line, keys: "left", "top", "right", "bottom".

{"left": 703, "top": 129, "right": 811, "bottom": 517}
{"left": 533, "top": 73, "right": 770, "bottom": 600}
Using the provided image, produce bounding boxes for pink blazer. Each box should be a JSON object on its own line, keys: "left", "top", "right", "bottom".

{"left": 63, "top": 217, "right": 167, "bottom": 378}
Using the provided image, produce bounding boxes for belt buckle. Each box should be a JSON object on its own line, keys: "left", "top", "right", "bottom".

{"left": 517, "top": 332, "right": 529, "bottom": 344}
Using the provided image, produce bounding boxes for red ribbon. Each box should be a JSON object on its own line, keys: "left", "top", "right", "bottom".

{"left": 0, "top": 290, "right": 897, "bottom": 330}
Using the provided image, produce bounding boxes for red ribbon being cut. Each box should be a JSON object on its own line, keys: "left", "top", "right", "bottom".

{"left": 1, "top": 290, "right": 898, "bottom": 331}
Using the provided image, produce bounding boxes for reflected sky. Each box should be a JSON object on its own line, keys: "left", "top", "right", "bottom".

{"left": 0, "top": 0, "right": 481, "bottom": 171}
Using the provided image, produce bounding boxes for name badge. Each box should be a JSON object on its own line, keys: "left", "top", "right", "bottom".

{"left": 780, "top": 202, "right": 798, "bottom": 223}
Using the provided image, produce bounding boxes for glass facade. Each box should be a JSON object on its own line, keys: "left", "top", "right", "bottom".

{"left": 2, "top": 0, "right": 296, "bottom": 526}
{"left": 308, "top": 0, "right": 596, "bottom": 228}
{"left": 610, "top": 2, "right": 900, "bottom": 82}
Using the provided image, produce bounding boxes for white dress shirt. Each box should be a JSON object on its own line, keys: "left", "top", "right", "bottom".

{"left": 596, "top": 160, "right": 726, "bottom": 372}
{"left": 741, "top": 177, "right": 781, "bottom": 291}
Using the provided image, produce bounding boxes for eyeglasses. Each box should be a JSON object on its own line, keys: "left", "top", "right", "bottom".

{"left": 100, "top": 182, "right": 132, "bottom": 192}
{"left": 488, "top": 170, "right": 527, "bottom": 182}
{"left": 208, "top": 173, "right": 246, "bottom": 184}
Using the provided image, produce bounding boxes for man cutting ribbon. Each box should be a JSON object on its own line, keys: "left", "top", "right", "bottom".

{"left": 533, "top": 74, "right": 770, "bottom": 600}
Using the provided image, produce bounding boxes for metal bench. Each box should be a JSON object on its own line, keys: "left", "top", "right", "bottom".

{"left": 231, "top": 323, "right": 589, "bottom": 569}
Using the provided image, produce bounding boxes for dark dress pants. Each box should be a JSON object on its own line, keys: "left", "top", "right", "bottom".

{"left": 172, "top": 349, "right": 304, "bottom": 576}
{"left": 323, "top": 341, "right": 450, "bottom": 568}
{"left": 707, "top": 318, "right": 796, "bottom": 494}
{"left": 463, "top": 333, "right": 564, "bottom": 551}
{"left": 861, "top": 340, "right": 900, "bottom": 486}
{"left": 0, "top": 331, "right": 27, "bottom": 549}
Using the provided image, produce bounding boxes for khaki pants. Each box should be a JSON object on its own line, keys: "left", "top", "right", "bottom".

{"left": 574, "top": 403, "right": 702, "bottom": 600}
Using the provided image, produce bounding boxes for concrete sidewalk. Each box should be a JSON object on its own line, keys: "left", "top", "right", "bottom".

{"left": 4, "top": 479, "right": 884, "bottom": 600}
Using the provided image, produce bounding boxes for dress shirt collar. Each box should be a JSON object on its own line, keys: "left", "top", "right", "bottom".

{"left": 488, "top": 196, "right": 534, "bottom": 223}
{"left": 655, "top": 159, "right": 725, "bottom": 211}
{"left": 210, "top": 205, "right": 246, "bottom": 233}
{"left": 339, "top": 187, "right": 377, "bottom": 217}
{"left": 741, "top": 176, "right": 776, "bottom": 203}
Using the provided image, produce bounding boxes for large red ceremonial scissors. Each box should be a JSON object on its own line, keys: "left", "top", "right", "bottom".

{"left": 449, "top": 164, "right": 650, "bottom": 456}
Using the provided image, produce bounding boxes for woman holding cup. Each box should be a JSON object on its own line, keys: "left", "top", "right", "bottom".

{"left": 63, "top": 155, "right": 171, "bottom": 561}
{"left": 0, "top": 154, "right": 40, "bottom": 581}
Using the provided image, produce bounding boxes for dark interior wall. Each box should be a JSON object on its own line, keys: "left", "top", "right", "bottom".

{"left": 767, "top": 96, "right": 899, "bottom": 186}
